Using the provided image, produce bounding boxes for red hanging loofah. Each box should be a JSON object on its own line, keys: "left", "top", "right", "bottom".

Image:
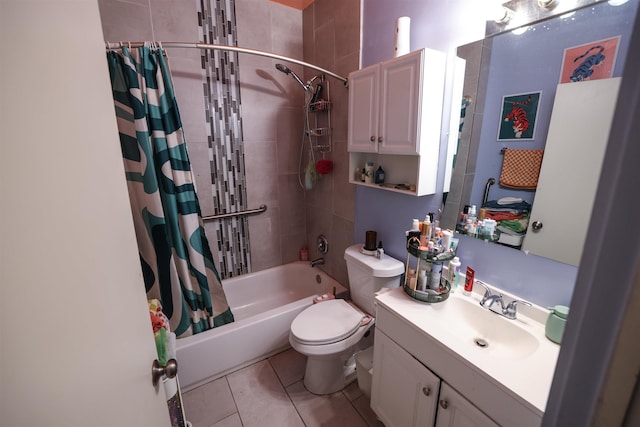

{"left": 315, "top": 159, "right": 333, "bottom": 175}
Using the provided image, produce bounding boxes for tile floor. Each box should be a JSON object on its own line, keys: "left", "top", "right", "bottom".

{"left": 182, "top": 348, "right": 384, "bottom": 427}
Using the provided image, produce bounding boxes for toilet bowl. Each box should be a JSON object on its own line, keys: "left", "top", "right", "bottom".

{"left": 289, "top": 244, "right": 404, "bottom": 395}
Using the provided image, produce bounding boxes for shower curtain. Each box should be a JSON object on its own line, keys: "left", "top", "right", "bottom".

{"left": 107, "top": 45, "right": 233, "bottom": 338}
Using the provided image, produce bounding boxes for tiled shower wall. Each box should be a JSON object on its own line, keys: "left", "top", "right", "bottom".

{"left": 301, "top": 0, "right": 360, "bottom": 287}
{"left": 98, "top": 0, "right": 359, "bottom": 284}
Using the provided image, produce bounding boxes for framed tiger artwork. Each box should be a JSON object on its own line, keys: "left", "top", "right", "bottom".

{"left": 498, "top": 91, "right": 542, "bottom": 141}
{"left": 559, "top": 36, "right": 620, "bottom": 84}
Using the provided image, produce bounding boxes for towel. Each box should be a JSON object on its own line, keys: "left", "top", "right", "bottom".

{"left": 499, "top": 149, "right": 544, "bottom": 189}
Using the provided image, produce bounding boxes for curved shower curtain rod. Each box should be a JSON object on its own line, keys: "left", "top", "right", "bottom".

{"left": 104, "top": 41, "right": 349, "bottom": 86}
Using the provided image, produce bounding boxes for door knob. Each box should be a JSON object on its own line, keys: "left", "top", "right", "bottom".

{"left": 370, "top": 136, "right": 375, "bottom": 142}
{"left": 152, "top": 358, "right": 178, "bottom": 386}
{"left": 422, "top": 386, "right": 431, "bottom": 396}
{"left": 378, "top": 136, "right": 383, "bottom": 143}
{"left": 532, "top": 221, "right": 543, "bottom": 231}
{"left": 439, "top": 399, "right": 449, "bottom": 409}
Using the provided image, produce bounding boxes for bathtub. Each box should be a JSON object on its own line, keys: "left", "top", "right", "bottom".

{"left": 176, "top": 261, "right": 348, "bottom": 391}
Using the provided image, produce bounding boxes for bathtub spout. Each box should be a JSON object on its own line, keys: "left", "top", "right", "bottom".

{"left": 310, "top": 257, "right": 325, "bottom": 267}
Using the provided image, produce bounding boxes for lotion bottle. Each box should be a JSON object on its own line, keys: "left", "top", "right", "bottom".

{"left": 448, "top": 257, "right": 461, "bottom": 292}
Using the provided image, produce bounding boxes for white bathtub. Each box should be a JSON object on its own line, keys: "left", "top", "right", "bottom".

{"left": 176, "top": 261, "right": 348, "bottom": 391}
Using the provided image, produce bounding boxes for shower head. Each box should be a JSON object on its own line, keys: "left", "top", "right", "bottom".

{"left": 275, "top": 63, "right": 310, "bottom": 92}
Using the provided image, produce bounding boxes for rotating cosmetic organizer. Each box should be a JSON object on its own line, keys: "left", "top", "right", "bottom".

{"left": 403, "top": 236, "right": 457, "bottom": 303}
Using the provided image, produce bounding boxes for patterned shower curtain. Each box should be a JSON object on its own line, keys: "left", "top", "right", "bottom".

{"left": 107, "top": 45, "right": 234, "bottom": 338}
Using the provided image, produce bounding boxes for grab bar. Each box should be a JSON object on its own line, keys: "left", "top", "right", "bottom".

{"left": 202, "top": 204, "right": 267, "bottom": 221}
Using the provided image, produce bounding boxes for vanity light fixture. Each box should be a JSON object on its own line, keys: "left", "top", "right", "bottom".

{"left": 608, "top": 0, "right": 629, "bottom": 5}
{"left": 538, "top": 0, "right": 559, "bottom": 8}
{"left": 494, "top": 6, "right": 514, "bottom": 23}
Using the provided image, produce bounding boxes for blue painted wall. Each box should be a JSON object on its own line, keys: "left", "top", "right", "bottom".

{"left": 357, "top": 1, "right": 637, "bottom": 308}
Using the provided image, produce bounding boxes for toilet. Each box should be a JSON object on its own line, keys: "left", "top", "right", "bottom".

{"left": 289, "top": 243, "right": 404, "bottom": 395}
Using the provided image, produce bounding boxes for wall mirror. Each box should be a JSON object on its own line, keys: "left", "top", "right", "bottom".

{"left": 441, "top": 0, "right": 638, "bottom": 266}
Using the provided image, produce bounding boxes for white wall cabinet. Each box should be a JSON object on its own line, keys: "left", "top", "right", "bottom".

{"left": 348, "top": 49, "right": 448, "bottom": 196}
{"left": 372, "top": 330, "right": 498, "bottom": 427}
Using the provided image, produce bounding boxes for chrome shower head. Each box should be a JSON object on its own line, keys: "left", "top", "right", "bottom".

{"left": 275, "top": 63, "right": 310, "bottom": 92}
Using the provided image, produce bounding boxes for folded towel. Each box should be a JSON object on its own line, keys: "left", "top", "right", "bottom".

{"left": 499, "top": 149, "right": 544, "bottom": 189}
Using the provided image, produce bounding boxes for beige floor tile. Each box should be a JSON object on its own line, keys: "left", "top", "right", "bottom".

{"left": 286, "top": 380, "right": 368, "bottom": 427}
{"left": 351, "top": 395, "right": 385, "bottom": 427}
{"left": 341, "top": 379, "right": 364, "bottom": 402}
{"left": 209, "top": 413, "right": 243, "bottom": 427}
{"left": 227, "top": 360, "right": 305, "bottom": 427}
{"left": 269, "top": 348, "right": 307, "bottom": 387}
{"left": 182, "top": 377, "right": 237, "bottom": 427}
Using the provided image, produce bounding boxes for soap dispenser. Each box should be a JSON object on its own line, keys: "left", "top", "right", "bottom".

{"left": 545, "top": 305, "right": 569, "bottom": 344}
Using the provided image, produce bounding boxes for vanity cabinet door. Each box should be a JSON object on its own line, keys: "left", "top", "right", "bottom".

{"left": 371, "top": 330, "right": 440, "bottom": 427}
{"left": 347, "top": 64, "right": 379, "bottom": 153}
{"left": 435, "top": 382, "right": 499, "bottom": 427}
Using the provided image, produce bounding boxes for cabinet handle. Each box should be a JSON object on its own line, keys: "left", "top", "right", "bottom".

{"left": 370, "top": 136, "right": 375, "bottom": 142}
{"left": 532, "top": 221, "right": 543, "bottom": 231}
{"left": 422, "top": 386, "right": 431, "bottom": 396}
{"left": 439, "top": 399, "right": 449, "bottom": 410}
{"left": 378, "top": 136, "right": 383, "bottom": 143}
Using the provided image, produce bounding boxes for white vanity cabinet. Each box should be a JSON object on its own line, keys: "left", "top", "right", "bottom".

{"left": 348, "top": 48, "right": 448, "bottom": 196}
{"left": 372, "top": 330, "right": 440, "bottom": 426}
{"left": 372, "top": 330, "right": 498, "bottom": 427}
{"left": 372, "top": 288, "right": 550, "bottom": 427}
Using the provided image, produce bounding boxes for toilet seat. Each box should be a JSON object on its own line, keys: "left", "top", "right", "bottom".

{"left": 290, "top": 299, "right": 364, "bottom": 345}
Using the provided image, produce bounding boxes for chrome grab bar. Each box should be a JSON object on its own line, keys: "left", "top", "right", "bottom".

{"left": 202, "top": 204, "right": 267, "bottom": 221}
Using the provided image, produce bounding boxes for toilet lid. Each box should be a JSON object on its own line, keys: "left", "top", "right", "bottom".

{"left": 291, "top": 299, "right": 364, "bottom": 345}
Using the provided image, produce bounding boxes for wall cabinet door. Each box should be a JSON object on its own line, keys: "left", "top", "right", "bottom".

{"left": 348, "top": 64, "right": 379, "bottom": 153}
{"left": 371, "top": 330, "right": 440, "bottom": 427}
{"left": 378, "top": 50, "right": 422, "bottom": 155}
{"left": 435, "top": 383, "right": 499, "bottom": 427}
{"left": 522, "top": 77, "right": 621, "bottom": 266}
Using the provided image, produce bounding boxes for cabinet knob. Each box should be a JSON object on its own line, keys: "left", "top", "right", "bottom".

{"left": 378, "top": 136, "right": 383, "bottom": 143}
{"left": 422, "top": 386, "right": 431, "bottom": 396}
{"left": 370, "top": 136, "right": 375, "bottom": 142}
{"left": 532, "top": 221, "right": 543, "bottom": 231}
{"left": 439, "top": 399, "right": 449, "bottom": 410}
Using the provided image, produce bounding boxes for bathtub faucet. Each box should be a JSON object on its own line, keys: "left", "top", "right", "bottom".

{"left": 310, "top": 257, "right": 325, "bottom": 267}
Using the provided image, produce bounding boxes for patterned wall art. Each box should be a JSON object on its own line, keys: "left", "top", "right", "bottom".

{"left": 497, "top": 91, "right": 542, "bottom": 141}
{"left": 559, "top": 35, "right": 621, "bottom": 84}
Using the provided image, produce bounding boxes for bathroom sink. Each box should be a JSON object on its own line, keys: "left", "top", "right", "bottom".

{"left": 443, "top": 297, "right": 540, "bottom": 360}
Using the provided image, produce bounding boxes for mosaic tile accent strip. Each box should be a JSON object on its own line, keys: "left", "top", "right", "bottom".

{"left": 197, "top": 0, "right": 250, "bottom": 278}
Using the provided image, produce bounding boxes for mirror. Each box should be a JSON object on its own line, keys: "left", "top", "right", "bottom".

{"left": 441, "top": 0, "right": 638, "bottom": 266}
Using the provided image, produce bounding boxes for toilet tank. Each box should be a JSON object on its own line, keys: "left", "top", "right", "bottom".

{"left": 344, "top": 244, "right": 404, "bottom": 315}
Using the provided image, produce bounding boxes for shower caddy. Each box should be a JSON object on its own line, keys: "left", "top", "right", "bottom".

{"left": 307, "top": 78, "right": 332, "bottom": 155}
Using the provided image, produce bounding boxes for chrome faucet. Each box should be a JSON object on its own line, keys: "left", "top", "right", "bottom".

{"left": 503, "top": 300, "right": 532, "bottom": 320}
{"left": 310, "top": 257, "right": 325, "bottom": 267}
{"left": 475, "top": 281, "right": 531, "bottom": 320}
{"left": 476, "top": 281, "right": 501, "bottom": 308}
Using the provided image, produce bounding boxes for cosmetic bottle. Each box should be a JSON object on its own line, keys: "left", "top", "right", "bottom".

{"left": 422, "top": 215, "right": 432, "bottom": 240}
{"left": 429, "top": 263, "right": 442, "bottom": 290}
{"left": 374, "top": 166, "right": 385, "bottom": 184}
{"left": 463, "top": 266, "right": 475, "bottom": 295}
{"left": 299, "top": 247, "right": 309, "bottom": 261}
{"left": 407, "top": 219, "right": 421, "bottom": 243}
{"left": 376, "top": 241, "right": 385, "bottom": 259}
{"left": 448, "top": 257, "right": 461, "bottom": 292}
{"left": 417, "top": 268, "right": 427, "bottom": 291}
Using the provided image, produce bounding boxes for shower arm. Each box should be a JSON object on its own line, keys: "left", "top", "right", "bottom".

{"left": 105, "top": 41, "right": 349, "bottom": 87}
